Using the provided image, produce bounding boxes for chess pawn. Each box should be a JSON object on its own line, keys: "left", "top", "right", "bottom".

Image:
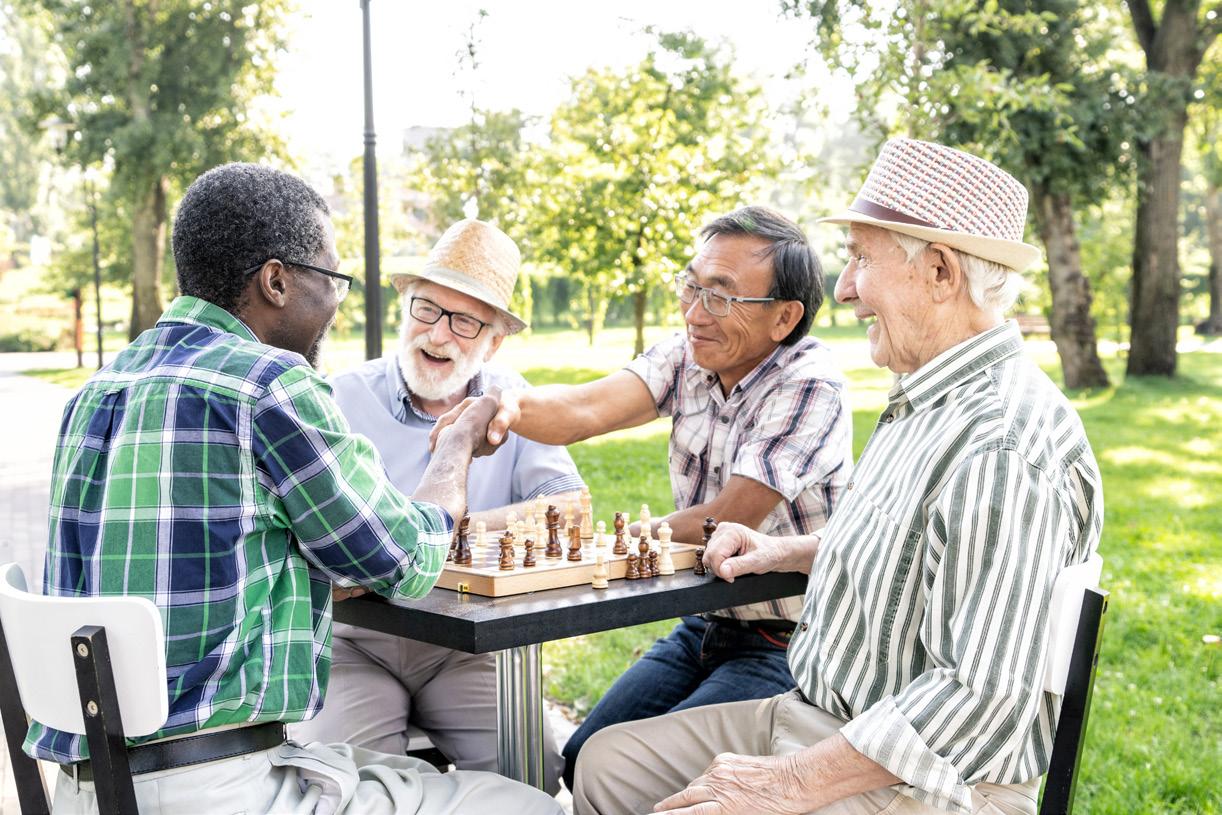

{"left": 523, "top": 538, "right": 537, "bottom": 568}
{"left": 498, "top": 533, "right": 515, "bottom": 571}
{"left": 595, "top": 520, "right": 608, "bottom": 548}
{"left": 454, "top": 515, "right": 472, "bottom": 566}
{"left": 523, "top": 513, "right": 536, "bottom": 542}
{"left": 638, "top": 532, "right": 650, "bottom": 561}
{"left": 702, "top": 516, "right": 718, "bottom": 546}
{"left": 625, "top": 553, "right": 640, "bottom": 580}
{"left": 591, "top": 553, "right": 609, "bottom": 590}
{"left": 545, "top": 505, "right": 563, "bottom": 558}
{"left": 649, "top": 550, "right": 660, "bottom": 578}
{"left": 564, "top": 500, "right": 575, "bottom": 531}
{"left": 613, "top": 512, "right": 628, "bottom": 555}
{"left": 475, "top": 521, "right": 488, "bottom": 551}
{"left": 657, "top": 522, "right": 675, "bottom": 576}
{"left": 694, "top": 547, "right": 707, "bottom": 576}
{"left": 567, "top": 525, "right": 583, "bottom": 562}
{"left": 506, "top": 511, "right": 518, "bottom": 528}
{"left": 580, "top": 490, "right": 594, "bottom": 542}
{"left": 639, "top": 503, "right": 651, "bottom": 536}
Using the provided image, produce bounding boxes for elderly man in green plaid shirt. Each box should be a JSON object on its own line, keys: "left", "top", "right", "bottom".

{"left": 30, "top": 164, "right": 562, "bottom": 815}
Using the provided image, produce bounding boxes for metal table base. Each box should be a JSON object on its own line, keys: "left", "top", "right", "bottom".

{"left": 495, "top": 643, "right": 545, "bottom": 787}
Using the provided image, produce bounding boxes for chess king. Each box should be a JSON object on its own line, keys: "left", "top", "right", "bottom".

{"left": 576, "top": 141, "right": 1103, "bottom": 815}
{"left": 291, "top": 219, "right": 584, "bottom": 793}
{"left": 435, "top": 205, "right": 854, "bottom": 792}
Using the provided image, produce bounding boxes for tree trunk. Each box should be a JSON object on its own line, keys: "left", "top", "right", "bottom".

{"left": 632, "top": 287, "right": 647, "bottom": 357}
{"left": 1198, "top": 183, "right": 1222, "bottom": 335}
{"left": 72, "top": 288, "right": 84, "bottom": 369}
{"left": 1033, "top": 189, "right": 1110, "bottom": 389}
{"left": 128, "top": 175, "right": 167, "bottom": 339}
{"left": 1127, "top": 128, "right": 1188, "bottom": 375}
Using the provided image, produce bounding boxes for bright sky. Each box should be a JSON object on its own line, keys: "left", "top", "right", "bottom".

{"left": 276, "top": 0, "right": 850, "bottom": 170}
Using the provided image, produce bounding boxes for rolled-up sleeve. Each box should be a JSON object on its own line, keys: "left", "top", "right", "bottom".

{"left": 624, "top": 333, "right": 686, "bottom": 416}
{"left": 841, "top": 449, "right": 1071, "bottom": 813}
{"left": 252, "top": 366, "right": 451, "bottom": 601}
{"left": 731, "top": 377, "right": 848, "bottom": 501}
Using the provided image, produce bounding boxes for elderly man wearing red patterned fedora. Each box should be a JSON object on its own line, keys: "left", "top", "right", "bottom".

{"left": 571, "top": 139, "right": 1104, "bottom": 815}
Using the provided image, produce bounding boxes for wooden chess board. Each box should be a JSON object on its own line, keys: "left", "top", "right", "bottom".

{"left": 436, "top": 535, "right": 700, "bottom": 597}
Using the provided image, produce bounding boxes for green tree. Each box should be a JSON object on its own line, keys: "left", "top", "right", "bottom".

{"left": 19, "top": 0, "right": 293, "bottom": 337}
{"left": 536, "top": 32, "right": 774, "bottom": 353}
{"left": 1189, "top": 47, "right": 1222, "bottom": 335}
{"left": 1123, "top": 0, "right": 1220, "bottom": 374}
{"left": 784, "top": 0, "right": 1135, "bottom": 389}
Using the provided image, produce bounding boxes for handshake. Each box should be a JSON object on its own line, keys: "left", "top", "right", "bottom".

{"left": 429, "top": 386, "right": 522, "bottom": 458}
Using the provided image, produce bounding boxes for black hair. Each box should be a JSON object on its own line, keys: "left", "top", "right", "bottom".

{"left": 171, "top": 162, "right": 330, "bottom": 314}
{"left": 700, "top": 206, "right": 823, "bottom": 345}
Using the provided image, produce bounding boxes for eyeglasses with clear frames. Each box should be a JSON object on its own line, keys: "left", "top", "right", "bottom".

{"left": 240, "top": 259, "right": 353, "bottom": 302}
{"left": 408, "top": 296, "right": 490, "bottom": 340}
{"left": 674, "top": 276, "right": 777, "bottom": 317}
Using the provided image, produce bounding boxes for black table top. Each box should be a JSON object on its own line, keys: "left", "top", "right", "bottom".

{"left": 334, "top": 570, "right": 809, "bottom": 654}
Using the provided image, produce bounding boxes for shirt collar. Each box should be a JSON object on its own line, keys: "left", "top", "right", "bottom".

{"left": 894, "top": 320, "right": 1024, "bottom": 411}
{"left": 157, "top": 296, "right": 260, "bottom": 343}
{"left": 389, "top": 352, "right": 484, "bottom": 423}
{"left": 682, "top": 340, "right": 789, "bottom": 401}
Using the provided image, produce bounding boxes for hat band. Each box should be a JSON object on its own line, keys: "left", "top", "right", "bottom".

{"left": 850, "top": 197, "right": 940, "bottom": 230}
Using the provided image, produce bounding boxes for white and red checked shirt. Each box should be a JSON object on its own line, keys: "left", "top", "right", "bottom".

{"left": 625, "top": 332, "right": 852, "bottom": 622}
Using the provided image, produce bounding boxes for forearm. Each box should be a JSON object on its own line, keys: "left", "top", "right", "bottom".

{"left": 412, "top": 430, "right": 477, "bottom": 522}
{"left": 467, "top": 489, "right": 584, "bottom": 530}
{"left": 514, "top": 384, "right": 613, "bottom": 445}
{"left": 787, "top": 733, "right": 901, "bottom": 810}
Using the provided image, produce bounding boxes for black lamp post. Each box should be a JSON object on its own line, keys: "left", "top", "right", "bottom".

{"left": 361, "top": 0, "right": 382, "bottom": 360}
{"left": 85, "top": 172, "right": 104, "bottom": 369}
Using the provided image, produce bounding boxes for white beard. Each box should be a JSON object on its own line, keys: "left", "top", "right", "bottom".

{"left": 398, "top": 327, "right": 491, "bottom": 403}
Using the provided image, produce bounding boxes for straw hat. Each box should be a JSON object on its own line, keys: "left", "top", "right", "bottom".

{"left": 820, "top": 138, "right": 1042, "bottom": 271}
{"left": 389, "top": 220, "right": 528, "bottom": 334}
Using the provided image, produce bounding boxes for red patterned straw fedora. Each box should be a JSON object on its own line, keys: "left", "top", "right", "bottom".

{"left": 389, "top": 219, "right": 528, "bottom": 334}
{"left": 820, "top": 138, "right": 1042, "bottom": 271}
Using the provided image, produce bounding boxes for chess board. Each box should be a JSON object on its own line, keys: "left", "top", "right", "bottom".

{"left": 435, "top": 535, "right": 701, "bottom": 597}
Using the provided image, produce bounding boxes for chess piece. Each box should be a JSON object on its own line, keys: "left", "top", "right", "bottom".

{"left": 649, "top": 550, "right": 660, "bottom": 578}
{"left": 613, "top": 512, "right": 628, "bottom": 555}
{"left": 564, "top": 500, "right": 575, "bottom": 531}
{"left": 506, "top": 511, "right": 518, "bottom": 528}
{"left": 475, "top": 520, "right": 488, "bottom": 551}
{"left": 702, "top": 516, "right": 717, "bottom": 546}
{"left": 580, "top": 489, "right": 594, "bottom": 542}
{"left": 638, "top": 532, "right": 650, "bottom": 561}
{"left": 545, "top": 505, "right": 563, "bottom": 558}
{"left": 591, "top": 553, "right": 609, "bottom": 589}
{"left": 498, "top": 532, "right": 515, "bottom": 570}
{"left": 657, "top": 522, "right": 675, "bottom": 575}
{"left": 595, "top": 520, "right": 608, "bottom": 548}
{"left": 524, "top": 513, "right": 536, "bottom": 542}
{"left": 454, "top": 515, "right": 472, "bottom": 566}
{"left": 639, "top": 503, "right": 651, "bottom": 536}
{"left": 567, "top": 525, "right": 583, "bottom": 562}
{"left": 625, "top": 553, "right": 640, "bottom": 579}
{"left": 694, "top": 547, "right": 707, "bottom": 576}
{"left": 523, "top": 537, "right": 537, "bottom": 568}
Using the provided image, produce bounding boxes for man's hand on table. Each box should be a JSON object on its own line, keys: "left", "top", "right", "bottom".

{"left": 431, "top": 387, "right": 521, "bottom": 454}
{"left": 652, "top": 752, "right": 815, "bottom": 815}
{"left": 704, "top": 523, "right": 821, "bottom": 581}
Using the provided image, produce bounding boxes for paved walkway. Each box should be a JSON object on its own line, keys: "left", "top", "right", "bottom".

{"left": 0, "top": 355, "right": 576, "bottom": 812}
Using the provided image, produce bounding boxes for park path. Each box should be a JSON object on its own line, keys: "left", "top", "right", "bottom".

{"left": 0, "top": 352, "right": 576, "bottom": 812}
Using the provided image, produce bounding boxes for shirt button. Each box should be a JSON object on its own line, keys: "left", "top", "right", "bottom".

{"left": 800, "top": 622, "right": 809, "bottom": 631}
{"left": 719, "top": 415, "right": 730, "bottom": 424}
{"left": 846, "top": 481, "right": 854, "bottom": 490}
{"left": 881, "top": 415, "right": 893, "bottom": 423}
{"left": 713, "top": 465, "right": 721, "bottom": 475}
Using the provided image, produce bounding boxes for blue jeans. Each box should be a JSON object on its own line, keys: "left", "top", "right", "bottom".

{"left": 561, "top": 615, "right": 796, "bottom": 791}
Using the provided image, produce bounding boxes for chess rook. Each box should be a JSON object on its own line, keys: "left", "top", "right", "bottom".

{"left": 498, "top": 532, "right": 515, "bottom": 571}
{"left": 567, "top": 525, "right": 583, "bottom": 562}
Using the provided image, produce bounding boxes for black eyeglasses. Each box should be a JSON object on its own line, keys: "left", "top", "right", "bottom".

{"left": 675, "top": 276, "right": 777, "bottom": 317}
{"left": 408, "top": 296, "right": 490, "bottom": 339}
{"left": 240, "top": 259, "right": 353, "bottom": 302}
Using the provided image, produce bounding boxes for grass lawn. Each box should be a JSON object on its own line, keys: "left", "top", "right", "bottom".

{"left": 20, "top": 323, "right": 1221, "bottom": 812}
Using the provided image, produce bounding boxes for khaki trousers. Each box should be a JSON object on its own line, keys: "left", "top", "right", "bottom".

{"left": 573, "top": 690, "right": 1039, "bottom": 815}
{"left": 291, "top": 622, "right": 564, "bottom": 794}
{"left": 53, "top": 740, "right": 562, "bottom": 815}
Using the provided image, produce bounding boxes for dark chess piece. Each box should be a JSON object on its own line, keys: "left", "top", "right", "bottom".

{"left": 546, "top": 505, "right": 563, "bottom": 558}
{"left": 649, "top": 550, "right": 659, "bottom": 578}
{"left": 625, "top": 553, "right": 640, "bottom": 579}
{"left": 523, "top": 538, "right": 537, "bottom": 568}
{"left": 499, "top": 532, "right": 515, "bottom": 570}
{"left": 567, "top": 525, "right": 583, "bottom": 561}
{"left": 694, "top": 547, "right": 706, "bottom": 576}
{"left": 702, "top": 516, "right": 717, "bottom": 546}
{"left": 613, "top": 512, "right": 628, "bottom": 555}
{"left": 638, "top": 532, "right": 650, "bottom": 561}
{"left": 454, "top": 515, "right": 472, "bottom": 565}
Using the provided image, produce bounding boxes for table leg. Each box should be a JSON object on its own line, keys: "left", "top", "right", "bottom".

{"left": 495, "top": 643, "right": 545, "bottom": 788}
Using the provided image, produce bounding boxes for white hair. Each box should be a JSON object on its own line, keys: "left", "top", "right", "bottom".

{"left": 397, "top": 278, "right": 511, "bottom": 337}
{"left": 889, "top": 232, "right": 1022, "bottom": 314}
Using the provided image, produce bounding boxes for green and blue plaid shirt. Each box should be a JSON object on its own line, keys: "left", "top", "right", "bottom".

{"left": 27, "top": 296, "right": 452, "bottom": 763}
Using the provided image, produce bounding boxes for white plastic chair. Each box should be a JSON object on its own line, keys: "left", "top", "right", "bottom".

{"left": 0, "top": 562, "right": 169, "bottom": 814}
{"left": 1039, "top": 553, "right": 1108, "bottom": 815}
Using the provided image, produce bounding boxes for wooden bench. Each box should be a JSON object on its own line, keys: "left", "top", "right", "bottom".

{"left": 1015, "top": 313, "right": 1051, "bottom": 337}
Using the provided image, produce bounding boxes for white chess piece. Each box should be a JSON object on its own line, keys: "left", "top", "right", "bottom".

{"left": 580, "top": 490, "right": 594, "bottom": 541}
{"left": 657, "top": 522, "right": 675, "bottom": 576}
{"left": 564, "top": 500, "right": 575, "bottom": 530}
{"left": 475, "top": 521, "right": 488, "bottom": 551}
{"left": 639, "top": 503, "right": 652, "bottom": 538}
{"left": 524, "top": 513, "right": 537, "bottom": 541}
{"left": 595, "top": 520, "right": 607, "bottom": 548}
{"left": 591, "top": 553, "right": 609, "bottom": 589}
{"left": 506, "top": 511, "right": 518, "bottom": 528}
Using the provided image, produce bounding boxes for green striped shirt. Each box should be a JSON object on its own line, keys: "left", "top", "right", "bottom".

{"left": 27, "top": 296, "right": 452, "bottom": 764}
{"left": 788, "top": 322, "right": 1103, "bottom": 813}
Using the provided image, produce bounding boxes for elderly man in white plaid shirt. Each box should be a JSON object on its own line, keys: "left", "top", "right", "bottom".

{"left": 436, "top": 205, "right": 853, "bottom": 793}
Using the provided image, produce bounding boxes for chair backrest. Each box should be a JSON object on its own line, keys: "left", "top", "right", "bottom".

{"left": 1043, "top": 553, "right": 1103, "bottom": 695}
{"left": 0, "top": 563, "right": 169, "bottom": 737}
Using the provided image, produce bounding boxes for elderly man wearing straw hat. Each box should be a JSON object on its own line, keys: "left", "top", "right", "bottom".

{"left": 570, "top": 139, "right": 1104, "bottom": 815}
{"left": 292, "top": 219, "right": 582, "bottom": 792}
